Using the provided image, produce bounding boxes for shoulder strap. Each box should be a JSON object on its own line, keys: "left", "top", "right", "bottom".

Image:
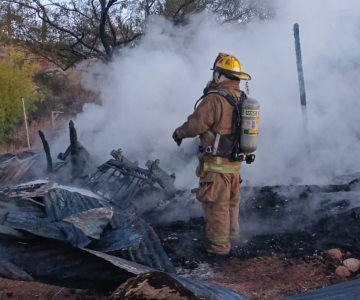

{"left": 194, "top": 89, "right": 245, "bottom": 110}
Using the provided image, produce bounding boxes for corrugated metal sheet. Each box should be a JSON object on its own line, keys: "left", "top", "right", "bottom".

{"left": 0, "top": 183, "right": 174, "bottom": 272}
{"left": 43, "top": 188, "right": 111, "bottom": 221}
{"left": 174, "top": 275, "right": 249, "bottom": 300}
{"left": 282, "top": 279, "right": 360, "bottom": 300}
{"left": 0, "top": 240, "right": 138, "bottom": 290}
{"left": 2, "top": 181, "right": 54, "bottom": 199}
{"left": 106, "top": 209, "right": 174, "bottom": 272}
{"left": 0, "top": 240, "right": 249, "bottom": 299}
{"left": 63, "top": 207, "right": 113, "bottom": 239}
{"left": 4, "top": 212, "right": 69, "bottom": 242}
{"left": 0, "top": 259, "right": 34, "bottom": 281}
{"left": 0, "top": 154, "right": 40, "bottom": 187}
{"left": 83, "top": 248, "right": 154, "bottom": 275}
{"left": 0, "top": 153, "right": 15, "bottom": 164}
{"left": 0, "top": 152, "right": 34, "bottom": 164}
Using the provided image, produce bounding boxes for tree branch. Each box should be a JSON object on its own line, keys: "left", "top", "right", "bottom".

{"left": 107, "top": 15, "right": 117, "bottom": 45}
{"left": 115, "top": 32, "right": 142, "bottom": 46}
{"left": 99, "top": 0, "right": 118, "bottom": 58}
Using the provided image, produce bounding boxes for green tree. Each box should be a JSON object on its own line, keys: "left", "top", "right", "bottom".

{"left": 0, "top": 49, "right": 44, "bottom": 143}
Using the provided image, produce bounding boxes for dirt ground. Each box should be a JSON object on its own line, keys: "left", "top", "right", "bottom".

{"left": 0, "top": 278, "right": 110, "bottom": 300}
{"left": 0, "top": 255, "right": 352, "bottom": 300}
{"left": 210, "top": 255, "right": 344, "bottom": 300}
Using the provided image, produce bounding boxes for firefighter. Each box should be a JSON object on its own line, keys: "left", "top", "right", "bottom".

{"left": 172, "top": 53, "right": 251, "bottom": 255}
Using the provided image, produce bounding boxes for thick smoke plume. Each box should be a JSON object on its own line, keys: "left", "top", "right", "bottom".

{"left": 58, "top": 0, "right": 360, "bottom": 189}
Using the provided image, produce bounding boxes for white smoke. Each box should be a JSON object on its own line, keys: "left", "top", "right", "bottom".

{"left": 61, "top": 0, "right": 360, "bottom": 188}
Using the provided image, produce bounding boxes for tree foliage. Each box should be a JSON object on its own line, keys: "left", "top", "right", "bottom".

{"left": 1, "top": 0, "right": 273, "bottom": 69}
{"left": 0, "top": 49, "right": 44, "bottom": 142}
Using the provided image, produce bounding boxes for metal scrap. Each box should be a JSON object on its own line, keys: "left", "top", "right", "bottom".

{"left": 0, "top": 153, "right": 40, "bottom": 186}
{"left": 89, "top": 149, "right": 177, "bottom": 205}
{"left": 0, "top": 182, "right": 174, "bottom": 272}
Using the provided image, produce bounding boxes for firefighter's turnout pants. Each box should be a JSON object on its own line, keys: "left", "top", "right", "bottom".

{"left": 196, "top": 156, "right": 241, "bottom": 255}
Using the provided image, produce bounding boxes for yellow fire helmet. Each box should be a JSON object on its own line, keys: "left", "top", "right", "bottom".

{"left": 213, "top": 54, "right": 251, "bottom": 81}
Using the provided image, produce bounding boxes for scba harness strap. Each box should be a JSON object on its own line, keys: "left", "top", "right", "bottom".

{"left": 195, "top": 89, "right": 246, "bottom": 161}
{"left": 194, "top": 88, "right": 247, "bottom": 110}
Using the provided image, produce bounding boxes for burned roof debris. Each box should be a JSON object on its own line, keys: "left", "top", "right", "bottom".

{"left": 0, "top": 152, "right": 40, "bottom": 186}
{"left": 0, "top": 181, "right": 249, "bottom": 299}
{"left": 0, "top": 121, "right": 359, "bottom": 299}
{"left": 0, "top": 182, "right": 174, "bottom": 272}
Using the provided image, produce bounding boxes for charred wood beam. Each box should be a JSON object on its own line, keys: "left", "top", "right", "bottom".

{"left": 69, "top": 120, "right": 80, "bottom": 179}
{"left": 69, "top": 120, "right": 78, "bottom": 156}
{"left": 38, "top": 130, "right": 53, "bottom": 173}
{"left": 146, "top": 159, "right": 176, "bottom": 194}
{"left": 57, "top": 146, "right": 70, "bottom": 161}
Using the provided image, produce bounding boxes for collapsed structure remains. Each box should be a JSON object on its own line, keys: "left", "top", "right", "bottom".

{"left": 0, "top": 122, "right": 359, "bottom": 299}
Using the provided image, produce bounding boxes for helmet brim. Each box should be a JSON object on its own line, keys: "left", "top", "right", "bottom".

{"left": 232, "top": 72, "right": 251, "bottom": 80}
{"left": 212, "top": 67, "right": 252, "bottom": 81}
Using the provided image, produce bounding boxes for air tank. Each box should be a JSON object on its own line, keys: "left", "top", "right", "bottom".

{"left": 240, "top": 97, "right": 260, "bottom": 153}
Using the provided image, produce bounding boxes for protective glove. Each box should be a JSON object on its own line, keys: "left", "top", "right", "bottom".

{"left": 172, "top": 129, "right": 182, "bottom": 146}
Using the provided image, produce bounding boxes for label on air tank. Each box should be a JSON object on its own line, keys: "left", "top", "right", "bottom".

{"left": 243, "top": 119, "right": 258, "bottom": 128}
{"left": 243, "top": 129, "right": 258, "bottom": 135}
{"left": 242, "top": 109, "right": 259, "bottom": 135}
{"left": 242, "top": 109, "right": 259, "bottom": 117}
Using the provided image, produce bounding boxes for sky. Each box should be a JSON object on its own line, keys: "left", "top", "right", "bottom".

{"left": 54, "top": 0, "right": 360, "bottom": 189}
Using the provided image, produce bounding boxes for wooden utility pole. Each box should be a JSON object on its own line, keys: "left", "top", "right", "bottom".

{"left": 51, "top": 111, "right": 64, "bottom": 130}
{"left": 21, "top": 97, "right": 31, "bottom": 150}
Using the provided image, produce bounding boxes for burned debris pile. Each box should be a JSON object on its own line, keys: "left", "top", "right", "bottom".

{"left": 89, "top": 148, "right": 177, "bottom": 206}
{"left": 0, "top": 121, "right": 360, "bottom": 299}
{"left": 0, "top": 181, "right": 172, "bottom": 280}
{"left": 0, "top": 122, "right": 250, "bottom": 300}
{"left": 154, "top": 181, "right": 360, "bottom": 266}
{"left": 0, "top": 187, "right": 254, "bottom": 300}
{"left": 0, "top": 181, "right": 251, "bottom": 299}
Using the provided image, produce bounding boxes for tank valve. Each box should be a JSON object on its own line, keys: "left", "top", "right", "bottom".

{"left": 245, "top": 154, "right": 256, "bottom": 164}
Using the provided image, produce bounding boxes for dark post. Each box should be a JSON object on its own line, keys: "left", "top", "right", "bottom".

{"left": 69, "top": 120, "right": 78, "bottom": 156}
{"left": 294, "top": 23, "right": 311, "bottom": 153}
{"left": 69, "top": 120, "right": 79, "bottom": 178}
{"left": 38, "top": 130, "right": 53, "bottom": 172}
{"left": 293, "top": 23, "right": 307, "bottom": 108}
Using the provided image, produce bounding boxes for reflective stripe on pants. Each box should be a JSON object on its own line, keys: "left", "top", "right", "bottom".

{"left": 199, "top": 172, "right": 241, "bottom": 255}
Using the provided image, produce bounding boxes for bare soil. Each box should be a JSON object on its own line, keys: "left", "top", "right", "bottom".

{"left": 0, "top": 277, "right": 110, "bottom": 300}
{"left": 210, "top": 255, "right": 345, "bottom": 300}
{"left": 0, "top": 255, "right": 352, "bottom": 300}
